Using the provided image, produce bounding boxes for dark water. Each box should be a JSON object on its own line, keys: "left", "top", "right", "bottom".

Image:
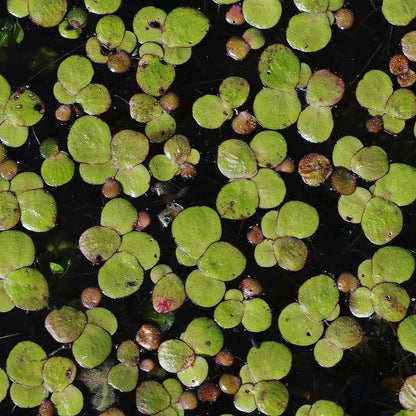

{"left": 0, "top": 1, "right": 416, "bottom": 415}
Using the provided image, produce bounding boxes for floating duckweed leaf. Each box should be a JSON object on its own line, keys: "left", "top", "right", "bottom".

{"left": 41, "top": 151, "right": 75, "bottom": 187}
{"left": 6, "top": 341, "right": 46, "bottom": 386}
{"left": 120, "top": 231, "right": 160, "bottom": 271}
{"left": 76, "top": 83, "right": 111, "bottom": 116}
{"left": 287, "top": 13, "right": 332, "bottom": 52}
{"left": 181, "top": 317, "right": 224, "bottom": 356}
{"left": 382, "top": 0, "right": 416, "bottom": 26}
{"left": 10, "top": 383, "right": 48, "bottom": 408}
{"left": 255, "top": 239, "right": 277, "bottom": 267}
{"left": 136, "top": 55, "right": 175, "bottom": 97}
{"left": 132, "top": 6, "right": 166, "bottom": 44}
{"left": 251, "top": 169, "right": 286, "bottom": 209}
{"left": 199, "top": 241, "right": 246, "bottom": 281}
{"left": 172, "top": 206, "right": 221, "bottom": 260}
{"left": 4, "top": 90, "right": 44, "bottom": 127}
{"left": 193, "top": 95, "right": 232, "bottom": 129}
{"left": 158, "top": 339, "right": 195, "bottom": 373}
{"left": 145, "top": 112, "right": 176, "bottom": 143}
{"left": 0, "top": 282, "right": 14, "bottom": 312}
{"left": 298, "top": 153, "right": 333, "bottom": 186}
{"left": 110, "top": 130, "right": 149, "bottom": 169}
{"left": 358, "top": 259, "right": 376, "bottom": 288}
{"left": 254, "top": 380, "right": 288, "bottom": 416}
{"left": 79, "top": 226, "right": 120, "bottom": 263}
{"left": 85, "top": 37, "right": 108, "bottom": 64}
{"left": 17, "top": 189, "right": 57, "bottom": 232}
{"left": 296, "top": 405, "right": 312, "bottom": 416}
{"left": 149, "top": 154, "right": 179, "bottom": 181}
{"left": 7, "top": 0, "right": 29, "bottom": 17}
{"left": 57, "top": 55, "right": 93, "bottom": 95}
{"left": 0, "top": 191, "right": 19, "bottom": 230}
{"left": 117, "top": 340, "right": 140, "bottom": 367}
{"left": 309, "top": 400, "right": 344, "bottom": 416}
{"left": 372, "top": 246, "right": 415, "bottom": 284}
{"left": 297, "top": 62, "right": 312, "bottom": 89}
{"left": 297, "top": 105, "right": 334, "bottom": 143}
{"left": 273, "top": 237, "right": 307, "bottom": 271}
{"left": 356, "top": 70, "right": 393, "bottom": 114}
{"left": 385, "top": 89, "right": 416, "bottom": 120}
{"left": 217, "top": 139, "right": 257, "bottom": 180}
{"left": 277, "top": 201, "right": 319, "bottom": 239}
{"left": 400, "top": 376, "right": 416, "bottom": 411}
{"left": 96, "top": 15, "right": 125, "bottom": 49}
{"left": 398, "top": 316, "right": 416, "bottom": 353}
{"left": 28, "top": 0, "right": 67, "bottom": 27}
{"left": 373, "top": 163, "right": 416, "bottom": 206}
{"left": 150, "top": 264, "right": 172, "bottom": 284}
{"left": 163, "top": 7, "right": 209, "bottom": 47}
{"left": 86, "top": 307, "right": 118, "bottom": 335}
{"left": 164, "top": 135, "right": 191, "bottom": 165}
{"left": 118, "top": 30, "right": 137, "bottom": 53}
{"left": 216, "top": 179, "right": 259, "bottom": 220}
{"left": 162, "top": 45, "right": 192, "bottom": 65}
{"left": 116, "top": 165, "right": 150, "bottom": 198}
{"left": 298, "top": 274, "right": 339, "bottom": 321}
{"left": 68, "top": 116, "right": 111, "bottom": 164}
{"left": 0, "top": 368, "right": 8, "bottom": 402}
{"left": 258, "top": 44, "right": 300, "bottom": 90}
{"left": 5, "top": 267, "right": 48, "bottom": 311}
{"left": 136, "top": 380, "right": 171, "bottom": 415}
{"left": 243, "top": 27, "right": 265, "bottom": 49}
{"left": 242, "top": 0, "right": 282, "bottom": 29}
{"left": 402, "top": 31, "right": 416, "bottom": 61}
{"left": 234, "top": 384, "right": 256, "bottom": 412}
{"left": 140, "top": 42, "right": 164, "bottom": 57}
{"left": 349, "top": 287, "right": 373, "bottom": 318}
{"left": 325, "top": 316, "right": 363, "bottom": 349}
{"left": 107, "top": 363, "right": 138, "bottom": 393}
{"left": 253, "top": 88, "right": 301, "bottom": 130}
{"left": 153, "top": 273, "right": 185, "bottom": 313}
{"left": 383, "top": 114, "right": 406, "bottom": 134}
{"left": 219, "top": 77, "right": 250, "bottom": 108}
{"left": 177, "top": 356, "right": 208, "bottom": 388}
{"left": 338, "top": 187, "right": 371, "bottom": 223}
{"left": 51, "top": 384, "right": 84, "bottom": 416}
{"left": 250, "top": 131, "right": 287, "bottom": 168}
{"left": 42, "top": 357, "right": 76, "bottom": 392}
{"left": 314, "top": 338, "right": 343, "bottom": 368}
{"left": 11, "top": 173, "right": 43, "bottom": 195}
{"left": 261, "top": 210, "right": 279, "bottom": 239}
{"left": 130, "top": 93, "right": 163, "bottom": 123}
{"left": 370, "top": 282, "right": 409, "bottom": 322}
{"left": 101, "top": 198, "right": 137, "bottom": 235}
{"left": 0, "top": 122, "right": 28, "bottom": 147}
{"left": 247, "top": 341, "right": 291, "bottom": 382}
{"left": 98, "top": 251, "right": 144, "bottom": 298}
{"left": 306, "top": 70, "right": 345, "bottom": 107}
{"left": 278, "top": 302, "right": 324, "bottom": 346}
{"left": 294, "top": 0, "right": 329, "bottom": 13}
{"left": 361, "top": 197, "right": 403, "bottom": 245}
{"left": 45, "top": 306, "right": 87, "bottom": 343}
{"left": 53, "top": 81, "right": 76, "bottom": 105}
{"left": 186, "top": 270, "right": 225, "bottom": 307}
{"left": 214, "top": 299, "right": 245, "bottom": 329}
{"left": 226, "top": 36, "right": 250, "bottom": 61}
{"left": 72, "top": 323, "right": 112, "bottom": 368}
{"left": 332, "top": 136, "right": 363, "bottom": 168}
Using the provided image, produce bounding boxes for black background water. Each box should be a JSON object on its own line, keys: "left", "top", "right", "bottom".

{"left": 1, "top": 0, "right": 416, "bottom": 415}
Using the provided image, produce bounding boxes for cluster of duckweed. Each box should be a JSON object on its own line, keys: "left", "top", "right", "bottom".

{"left": 0, "top": 1, "right": 415, "bottom": 416}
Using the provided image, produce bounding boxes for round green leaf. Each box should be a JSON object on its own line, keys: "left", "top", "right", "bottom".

{"left": 132, "top": 6, "right": 166, "bottom": 44}
{"left": 76, "top": 83, "right": 111, "bottom": 116}
{"left": 51, "top": 384, "right": 84, "bottom": 416}
{"left": 254, "top": 239, "right": 277, "bottom": 268}
{"left": 115, "top": 165, "right": 150, "bottom": 197}
{"left": 332, "top": 135, "right": 363, "bottom": 168}
{"left": 41, "top": 151, "right": 75, "bottom": 187}
{"left": 149, "top": 154, "right": 179, "bottom": 181}
{"left": 214, "top": 300, "right": 244, "bottom": 329}
{"left": 251, "top": 168, "right": 286, "bottom": 209}
{"left": 193, "top": 95, "right": 232, "bottom": 129}
{"left": 370, "top": 282, "right": 409, "bottom": 322}
{"left": 398, "top": 315, "right": 416, "bottom": 353}
{"left": 158, "top": 339, "right": 195, "bottom": 373}
{"left": 234, "top": 384, "right": 256, "bottom": 413}
{"left": 107, "top": 363, "right": 138, "bottom": 392}
{"left": 129, "top": 93, "right": 162, "bottom": 123}
{"left": 86, "top": 307, "right": 118, "bottom": 335}
{"left": 0, "top": 191, "right": 20, "bottom": 230}
{"left": 350, "top": 146, "right": 389, "bottom": 181}
{"left": 385, "top": 89, "right": 416, "bottom": 120}
{"left": 273, "top": 237, "right": 308, "bottom": 272}
{"left": 96, "top": 14, "right": 125, "bottom": 49}
{"left": 278, "top": 302, "right": 324, "bottom": 346}
{"left": 101, "top": 198, "right": 137, "bottom": 235}
{"left": 57, "top": 55, "right": 94, "bottom": 95}
{"left": 242, "top": 0, "right": 282, "bottom": 29}
{"left": 250, "top": 131, "right": 287, "bottom": 168}
{"left": 297, "top": 105, "right": 334, "bottom": 143}
{"left": 306, "top": 69, "right": 344, "bottom": 107}
{"left": 219, "top": 77, "right": 250, "bottom": 108}
{"left": 136, "top": 381, "right": 171, "bottom": 415}
{"left": 72, "top": 323, "right": 112, "bottom": 368}
{"left": 277, "top": 201, "right": 319, "bottom": 238}
{"left": 309, "top": 400, "right": 344, "bottom": 416}
{"left": 325, "top": 316, "right": 364, "bottom": 349}
{"left": 45, "top": 306, "right": 87, "bottom": 343}
{"left": 0, "top": 122, "right": 28, "bottom": 147}
{"left": 4, "top": 90, "right": 44, "bottom": 127}
{"left": 186, "top": 270, "right": 225, "bottom": 308}
{"left": 10, "top": 383, "right": 48, "bottom": 408}
{"left": 4, "top": 267, "right": 49, "bottom": 311}
{"left": 177, "top": 356, "right": 208, "bottom": 388}
{"left": 242, "top": 298, "right": 272, "bottom": 332}
{"left": 28, "top": 0, "right": 66, "bottom": 27}
{"left": 382, "top": 0, "right": 416, "bottom": 26}
{"left": 253, "top": 380, "right": 288, "bottom": 416}
{"left": 98, "top": 251, "right": 144, "bottom": 298}
{"left": 314, "top": 339, "right": 343, "bottom": 368}
{"left": 145, "top": 112, "right": 176, "bottom": 143}
{"left": 153, "top": 273, "right": 185, "bottom": 313}
{"left": 79, "top": 225, "right": 120, "bottom": 263}
{"left": 42, "top": 357, "right": 76, "bottom": 392}
{"left": 349, "top": 287, "right": 374, "bottom": 318}
{"left": 79, "top": 161, "right": 117, "bottom": 185}
{"left": 338, "top": 187, "right": 372, "bottom": 223}
{"left": 68, "top": 116, "right": 111, "bottom": 164}
{"left": 0, "top": 368, "right": 9, "bottom": 402}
